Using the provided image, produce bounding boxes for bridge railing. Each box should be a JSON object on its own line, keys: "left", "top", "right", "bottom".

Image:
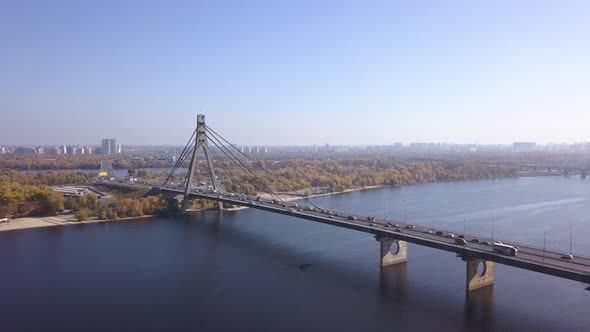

{"left": 178, "top": 190, "right": 590, "bottom": 261}
{"left": 297, "top": 202, "right": 590, "bottom": 260}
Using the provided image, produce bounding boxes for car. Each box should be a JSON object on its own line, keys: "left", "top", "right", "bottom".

{"left": 454, "top": 238, "right": 467, "bottom": 245}
{"left": 385, "top": 223, "right": 393, "bottom": 228}
{"left": 393, "top": 224, "right": 400, "bottom": 228}
{"left": 329, "top": 215, "right": 334, "bottom": 218}
{"left": 469, "top": 238, "right": 480, "bottom": 243}
{"left": 446, "top": 233, "right": 455, "bottom": 238}
{"left": 458, "top": 235, "right": 465, "bottom": 239}
{"left": 335, "top": 213, "right": 340, "bottom": 217}
{"left": 368, "top": 222, "right": 376, "bottom": 227}
{"left": 404, "top": 225, "right": 412, "bottom": 229}
{"left": 435, "top": 231, "right": 444, "bottom": 236}
{"left": 394, "top": 228, "right": 402, "bottom": 232}
{"left": 481, "top": 241, "right": 490, "bottom": 246}
{"left": 347, "top": 216, "right": 357, "bottom": 220}
{"left": 561, "top": 254, "right": 574, "bottom": 260}
{"left": 367, "top": 216, "right": 375, "bottom": 221}
{"left": 424, "top": 229, "right": 433, "bottom": 234}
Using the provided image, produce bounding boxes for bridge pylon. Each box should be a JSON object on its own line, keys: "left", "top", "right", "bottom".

{"left": 182, "top": 114, "right": 221, "bottom": 213}
{"left": 376, "top": 236, "right": 407, "bottom": 267}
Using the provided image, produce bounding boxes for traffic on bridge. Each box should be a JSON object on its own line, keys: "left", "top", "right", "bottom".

{"left": 150, "top": 114, "right": 590, "bottom": 293}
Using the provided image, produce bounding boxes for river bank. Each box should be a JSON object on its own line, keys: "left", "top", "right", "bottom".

{"left": 0, "top": 214, "right": 155, "bottom": 232}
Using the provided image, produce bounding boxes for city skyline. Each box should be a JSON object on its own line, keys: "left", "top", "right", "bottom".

{"left": 2, "top": 1, "right": 589, "bottom": 145}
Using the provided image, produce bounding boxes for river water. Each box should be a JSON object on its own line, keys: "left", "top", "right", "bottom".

{"left": 1, "top": 176, "right": 589, "bottom": 331}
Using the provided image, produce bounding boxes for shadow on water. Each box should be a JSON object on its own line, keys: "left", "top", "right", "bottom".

{"left": 180, "top": 211, "right": 590, "bottom": 331}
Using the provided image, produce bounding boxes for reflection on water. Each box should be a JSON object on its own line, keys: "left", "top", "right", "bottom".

{"left": 0, "top": 176, "right": 589, "bottom": 331}
{"left": 465, "top": 286, "right": 495, "bottom": 330}
{"left": 379, "top": 263, "right": 408, "bottom": 301}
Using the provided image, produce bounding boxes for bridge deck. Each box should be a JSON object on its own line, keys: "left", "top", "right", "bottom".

{"left": 162, "top": 188, "right": 590, "bottom": 284}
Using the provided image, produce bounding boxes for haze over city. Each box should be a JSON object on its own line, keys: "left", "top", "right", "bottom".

{"left": 2, "top": 0, "right": 589, "bottom": 146}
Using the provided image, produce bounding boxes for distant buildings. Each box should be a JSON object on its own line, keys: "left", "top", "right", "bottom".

{"left": 101, "top": 139, "right": 117, "bottom": 155}
{"left": 14, "top": 147, "right": 36, "bottom": 154}
{"left": 513, "top": 142, "right": 536, "bottom": 153}
{"left": 239, "top": 146, "right": 268, "bottom": 155}
{"left": 8, "top": 145, "right": 93, "bottom": 155}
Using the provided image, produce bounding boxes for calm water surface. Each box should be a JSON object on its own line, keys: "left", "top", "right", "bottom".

{"left": 1, "top": 176, "right": 589, "bottom": 331}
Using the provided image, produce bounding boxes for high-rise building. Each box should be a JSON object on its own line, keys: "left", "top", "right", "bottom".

{"left": 101, "top": 139, "right": 116, "bottom": 155}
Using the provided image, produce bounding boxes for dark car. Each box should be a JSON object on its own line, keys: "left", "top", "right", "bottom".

{"left": 455, "top": 238, "right": 467, "bottom": 246}
{"left": 347, "top": 216, "right": 357, "bottom": 221}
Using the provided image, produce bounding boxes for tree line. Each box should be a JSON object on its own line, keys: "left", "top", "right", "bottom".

{"left": 171, "top": 157, "right": 518, "bottom": 195}
{"left": 73, "top": 194, "right": 172, "bottom": 221}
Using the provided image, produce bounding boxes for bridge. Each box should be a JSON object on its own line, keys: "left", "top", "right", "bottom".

{"left": 147, "top": 114, "right": 590, "bottom": 293}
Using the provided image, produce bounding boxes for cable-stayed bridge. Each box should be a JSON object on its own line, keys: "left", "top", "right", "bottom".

{"left": 147, "top": 114, "right": 590, "bottom": 293}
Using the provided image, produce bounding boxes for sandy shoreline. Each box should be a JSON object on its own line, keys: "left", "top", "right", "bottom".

{"left": 0, "top": 214, "right": 155, "bottom": 233}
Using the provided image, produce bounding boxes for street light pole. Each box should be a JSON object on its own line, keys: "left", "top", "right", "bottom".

{"left": 432, "top": 209, "right": 435, "bottom": 229}
{"left": 463, "top": 216, "right": 466, "bottom": 236}
{"left": 543, "top": 232, "right": 547, "bottom": 263}
{"left": 570, "top": 224, "right": 573, "bottom": 255}
{"left": 491, "top": 215, "right": 495, "bottom": 241}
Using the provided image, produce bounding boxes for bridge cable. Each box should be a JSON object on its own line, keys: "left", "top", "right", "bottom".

{"left": 165, "top": 134, "right": 193, "bottom": 181}
{"left": 205, "top": 125, "right": 321, "bottom": 209}
{"left": 207, "top": 145, "right": 243, "bottom": 192}
{"left": 205, "top": 132, "right": 290, "bottom": 206}
{"left": 205, "top": 132, "right": 286, "bottom": 203}
{"left": 205, "top": 126, "right": 317, "bottom": 208}
{"left": 163, "top": 129, "right": 196, "bottom": 187}
{"left": 163, "top": 141, "right": 194, "bottom": 187}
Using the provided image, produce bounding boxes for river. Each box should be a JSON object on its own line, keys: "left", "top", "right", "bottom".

{"left": 1, "top": 176, "right": 589, "bottom": 331}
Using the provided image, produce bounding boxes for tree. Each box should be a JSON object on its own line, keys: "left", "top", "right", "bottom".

{"left": 80, "top": 193, "right": 99, "bottom": 210}
{"left": 99, "top": 208, "right": 108, "bottom": 220}
{"left": 76, "top": 209, "right": 90, "bottom": 221}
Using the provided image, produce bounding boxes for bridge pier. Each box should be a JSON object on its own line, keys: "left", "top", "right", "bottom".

{"left": 466, "top": 258, "right": 494, "bottom": 292}
{"left": 376, "top": 236, "right": 407, "bottom": 267}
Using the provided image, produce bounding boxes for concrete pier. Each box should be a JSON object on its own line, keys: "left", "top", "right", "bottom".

{"left": 466, "top": 258, "right": 494, "bottom": 292}
{"left": 377, "top": 236, "right": 407, "bottom": 267}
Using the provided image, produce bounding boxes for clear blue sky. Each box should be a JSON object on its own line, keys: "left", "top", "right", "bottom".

{"left": 1, "top": 0, "right": 589, "bottom": 146}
